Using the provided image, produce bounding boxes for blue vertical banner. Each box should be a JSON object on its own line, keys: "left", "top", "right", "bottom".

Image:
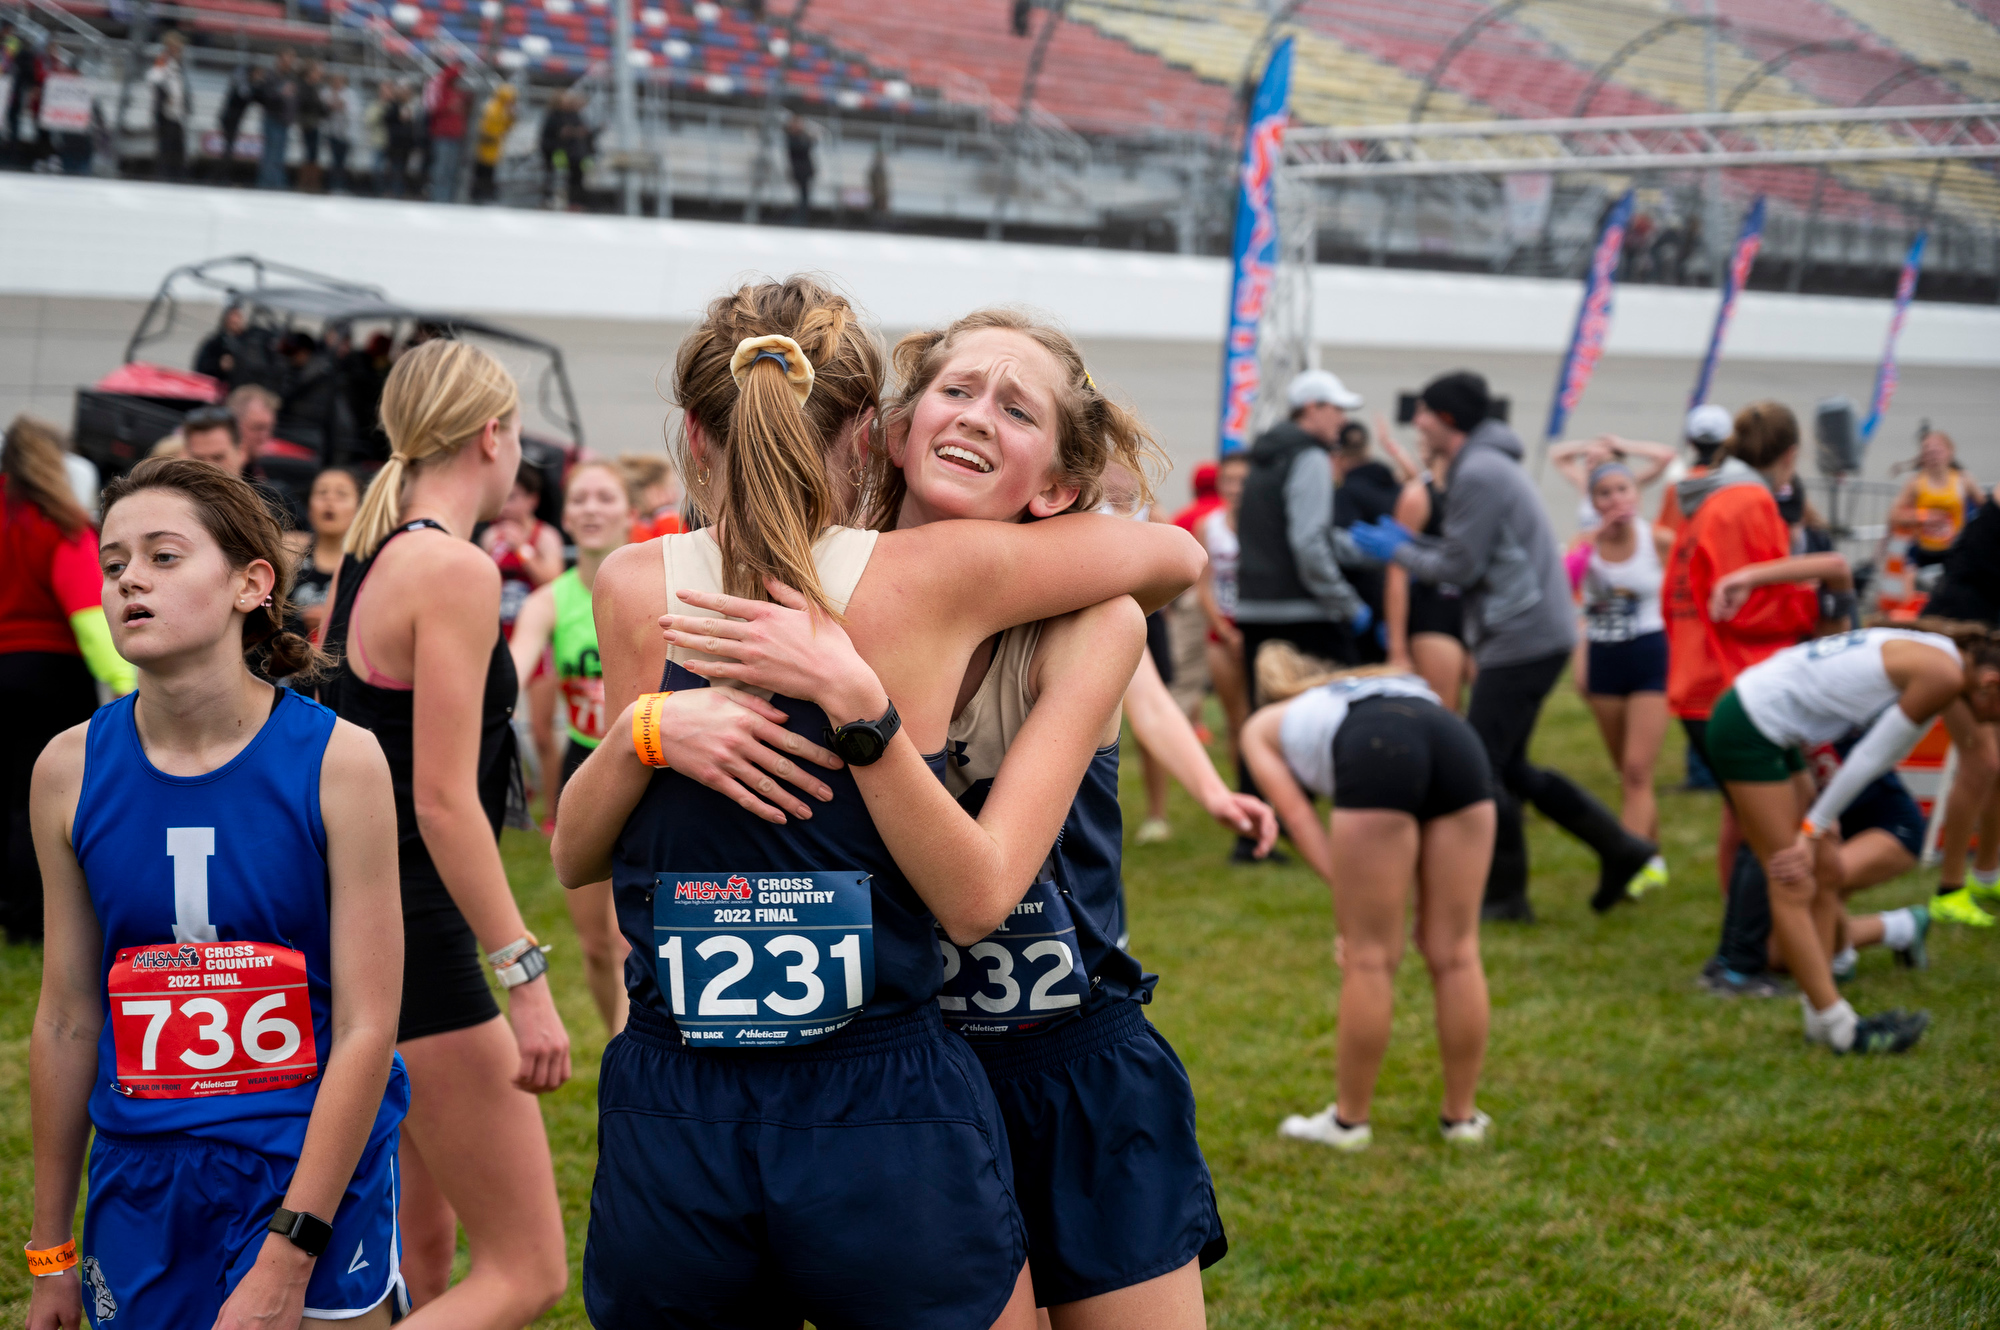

{"left": 1545, "top": 189, "right": 1635, "bottom": 445}
{"left": 1861, "top": 229, "right": 1927, "bottom": 443}
{"left": 1688, "top": 195, "right": 1766, "bottom": 411}
{"left": 1217, "top": 38, "right": 1295, "bottom": 456}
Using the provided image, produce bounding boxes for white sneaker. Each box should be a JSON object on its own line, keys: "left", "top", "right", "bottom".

{"left": 1440, "top": 1110, "right": 1493, "bottom": 1144}
{"left": 1135, "top": 818, "right": 1171, "bottom": 845}
{"left": 1278, "top": 1106, "right": 1371, "bottom": 1151}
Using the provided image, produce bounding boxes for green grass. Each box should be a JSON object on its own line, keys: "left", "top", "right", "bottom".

{"left": 4, "top": 681, "right": 1998, "bottom": 1327}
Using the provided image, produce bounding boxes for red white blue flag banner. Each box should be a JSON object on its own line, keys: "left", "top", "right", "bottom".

{"left": 1217, "top": 38, "right": 1294, "bottom": 456}
{"left": 1545, "top": 190, "right": 1634, "bottom": 444}
{"left": 1689, "top": 195, "right": 1765, "bottom": 411}
{"left": 1861, "top": 230, "right": 1927, "bottom": 443}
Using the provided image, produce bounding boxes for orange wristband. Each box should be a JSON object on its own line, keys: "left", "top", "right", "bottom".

{"left": 632, "top": 692, "right": 674, "bottom": 768}
{"left": 25, "top": 1239, "right": 77, "bottom": 1277}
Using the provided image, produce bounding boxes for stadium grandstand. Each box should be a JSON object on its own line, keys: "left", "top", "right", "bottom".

{"left": 3, "top": 0, "right": 1998, "bottom": 295}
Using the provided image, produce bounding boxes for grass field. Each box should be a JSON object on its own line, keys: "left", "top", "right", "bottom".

{"left": 4, "top": 680, "right": 1998, "bottom": 1327}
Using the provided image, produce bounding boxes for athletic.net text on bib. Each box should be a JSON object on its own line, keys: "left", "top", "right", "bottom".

{"left": 938, "top": 877, "right": 1089, "bottom": 1036}
{"left": 653, "top": 871, "right": 874, "bottom": 1047}
{"left": 107, "top": 941, "right": 318, "bottom": 1098}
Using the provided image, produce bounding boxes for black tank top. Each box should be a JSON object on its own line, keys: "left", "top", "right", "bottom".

{"left": 319, "top": 519, "right": 520, "bottom": 882}
{"left": 612, "top": 659, "right": 951, "bottom": 1032}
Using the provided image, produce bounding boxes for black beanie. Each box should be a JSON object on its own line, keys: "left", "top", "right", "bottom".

{"left": 1419, "top": 371, "right": 1491, "bottom": 434}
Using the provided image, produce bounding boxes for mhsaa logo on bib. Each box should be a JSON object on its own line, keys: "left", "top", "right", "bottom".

{"left": 673, "top": 878, "right": 754, "bottom": 903}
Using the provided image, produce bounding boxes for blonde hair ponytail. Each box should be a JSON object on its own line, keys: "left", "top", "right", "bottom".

{"left": 673, "top": 278, "right": 883, "bottom": 617}
{"left": 347, "top": 339, "right": 520, "bottom": 557}
{"left": 1255, "top": 640, "right": 1406, "bottom": 704}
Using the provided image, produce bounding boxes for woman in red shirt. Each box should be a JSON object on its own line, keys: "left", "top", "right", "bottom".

{"left": 1662, "top": 402, "right": 1848, "bottom": 991}
{"left": 1, "top": 416, "right": 133, "bottom": 942}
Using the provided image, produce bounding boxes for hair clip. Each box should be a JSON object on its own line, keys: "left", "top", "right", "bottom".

{"left": 1083, "top": 371, "right": 1097, "bottom": 392}
{"left": 729, "top": 335, "right": 814, "bottom": 406}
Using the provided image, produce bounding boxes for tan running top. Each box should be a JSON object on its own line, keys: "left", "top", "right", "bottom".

{"left": 944, "top": 621, "right": 1046, "bottom": 801}
{"left": 660, "top": 526, "right": 879, "bottom": 701}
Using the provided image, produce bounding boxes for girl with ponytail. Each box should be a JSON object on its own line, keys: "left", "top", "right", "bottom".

{"left": 318, "top": 339, "right": 570, "bottom": 1326}
{"left": 554, "top": 276, "right": 1207, "bottom": 1328}
{"left": 30, "top": 456, "right": 408, "bottom": 1330}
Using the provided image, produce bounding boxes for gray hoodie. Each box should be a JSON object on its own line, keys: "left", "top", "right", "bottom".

{"left": 1391, "top": 418, "right": 1577, "bottom": 668}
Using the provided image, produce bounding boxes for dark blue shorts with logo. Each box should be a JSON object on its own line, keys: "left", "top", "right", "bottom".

{"left": 585, "top": 1001, "right": 1027, "bottom": 1330}
{"left": 79, "top": 1125, "right": 404, "bottom": 1329}
{"left": 969, "top": 999, "right": 1227, "bottom": 1308}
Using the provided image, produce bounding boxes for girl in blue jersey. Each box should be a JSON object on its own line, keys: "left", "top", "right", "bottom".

{"left": 552, "top": 277, "right": 1205, "bottom": 1330}
{"left": 658, "top": 309, "right": 1273, "bottom": 1327}
{"left": 27, "top": 457, "right": 407, "bottom": 1330}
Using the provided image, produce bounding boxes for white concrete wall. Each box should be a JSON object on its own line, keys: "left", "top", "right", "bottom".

{"left": 5, "top": 174, "right": 1998, "bottom": 367}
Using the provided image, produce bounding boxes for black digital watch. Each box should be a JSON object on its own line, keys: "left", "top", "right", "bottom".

{"left": 823, "top": 699, "right": 901, "bottom": 767}
{"left": 267, "top": 1207, "right": 334, "bottom": 1258}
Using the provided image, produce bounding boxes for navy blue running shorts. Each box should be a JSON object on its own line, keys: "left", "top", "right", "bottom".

{"left": 585, "top": 1002, "right": 1027, "bottom": 1330}
{"left": 970, "top": 1001, "right": 1226, "bottom": 1308}
{"left": 1586, "top": 630, "right": 1668, "bottom": 698}
{"left": 81, "top": 1127, "right": 405, "bottom": 1328}
{"left": 1839, "top": 770, "right": 1926, "bottom": 859}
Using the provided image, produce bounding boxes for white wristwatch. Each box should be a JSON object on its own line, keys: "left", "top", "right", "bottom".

{"left": 487, "top": 935, "right": 551, "bottom": 989}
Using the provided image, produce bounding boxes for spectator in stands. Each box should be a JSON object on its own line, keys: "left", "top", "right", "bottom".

{"left": 374, "top": 79, "right": 414, "bottom": 198}
{"left": 324, "top": 72, "right": 356, "bottom": 193}
{"left": 785, "top": 113, "right": 816, "bottom": 223}
{"left": 868, "top": 143, "right": 891, "bottom": 228}
{"left": 472, "top": 83, "right": 517, "bottom": 204}
{"left": 253, "top": 49, "right": 299, "bottom": 190}
{"left": 1891, "top": 430, "right": 1984, "bottom": 568}
{"left": 218, "top": 61, "right": 255, "bottom": 176}
{"left": 145, "top": 32, "right": 190, "bottom": 183}
{"left": 424, "top": 60, "right": 470, "bottom": 203}
{"left": 3, "top": 25, "right": 46, "bottom": 153}
{"left": 1012, "top": 0, "right": 1033, "bottom": 37}
{"left": 540, "top": 91, "right": 589, "bottom": 208}
{"left": 1350, "top": 370, "right": 1659, "bottom": 921}
{"left": 296, "top": 59, "right": 327, "bottom": 191}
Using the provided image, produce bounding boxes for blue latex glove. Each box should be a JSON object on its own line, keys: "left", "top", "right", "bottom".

{"left": 1374, "top": 617, "right": 1389, "bottom": 651}
{"left": 1349, "top": 516, "right": 1414, "bottom": 563}
{"left": 1350, "top": 603, "right": 1374, "bottom": 636}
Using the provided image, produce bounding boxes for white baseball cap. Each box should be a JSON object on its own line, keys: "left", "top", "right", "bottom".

{"left": 1287, "top": 369, "right": 1363, "bottom": 412}
{"left": 1685, "top": 403, "right": 1733, "bottom": 444}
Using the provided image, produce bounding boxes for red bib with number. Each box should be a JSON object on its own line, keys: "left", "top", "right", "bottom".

{"left": 107, "top": 941, "right": 319, "bottom": 1099}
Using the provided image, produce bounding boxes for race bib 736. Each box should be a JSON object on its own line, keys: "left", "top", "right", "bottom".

{"left": 107, "top": 941, "right": 318, "bottom": 1099}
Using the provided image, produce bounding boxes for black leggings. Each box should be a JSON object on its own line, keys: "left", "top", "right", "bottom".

{"left": 1, "top": 652, "right": 99, "bottom": 943}
{"left": 1465, "top": 649, "right": 1645, "bottom": 908}
{"left": 1332, "top": 697, "right": 1491, "bottom": 820}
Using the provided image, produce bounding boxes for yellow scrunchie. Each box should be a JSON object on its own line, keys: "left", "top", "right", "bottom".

{"left": 729, "top": 334, "right": 814, "bottom": 406}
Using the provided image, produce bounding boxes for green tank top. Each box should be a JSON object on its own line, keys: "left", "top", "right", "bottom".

{"left": 551, "top": 568, "right": 604, "bottom": 749}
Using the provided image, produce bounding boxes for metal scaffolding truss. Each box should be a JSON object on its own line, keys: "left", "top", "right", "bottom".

{"left": 1284, "top": 103, "right": 2000, "bottom": 179}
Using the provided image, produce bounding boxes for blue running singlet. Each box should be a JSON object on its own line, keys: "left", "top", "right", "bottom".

{"left": 941, "top": 622, "right": 1153, "bottom": 1038}
{"left": 73, "top": 687, "right": 408, "bottom": 1153}
{"left": 588, "top": 529, "right": 1029, "bottom": 1330}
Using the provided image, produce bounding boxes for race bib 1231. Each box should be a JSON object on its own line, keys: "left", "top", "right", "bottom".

{"left": 652, "top": 871, "right": 873, "bottom": 1048}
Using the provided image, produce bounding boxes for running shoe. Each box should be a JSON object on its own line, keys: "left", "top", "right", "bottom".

{"left": 1893, "top": 905, "right": 1931, "bottom": 970}
{"left": 1279, "top": 1107, "right": 1371, "bottom": 1152}
{"left": 1481, "top": 895, "right": 1536, "bottom": 924}
{"left": 1840, "top": 1009, "right": 1931, "bottom": 1055}
{"left": 1970, "top": 876, "right": 2000, "bottom": 904}
{"left": 1628, "top": 855, "right": 1671, "bottom": 899}
{"left": 1931, "top": 886, "right": 1996, "bottom": 928}
{"left": 1830, "top": 948, "right": 1858, "bottom": 984}
{"left": 1698, "top": 958, "right": 1792, "bottom": 998}
{"left": 1231, "top": 839, "right": 1289, "bottom": 865}
{"left": 1135, "top": 818, "right": 1172, "bottom": 846}
{"left": 1440, "top": 1110, "right": 1492, "bottom": 1145}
